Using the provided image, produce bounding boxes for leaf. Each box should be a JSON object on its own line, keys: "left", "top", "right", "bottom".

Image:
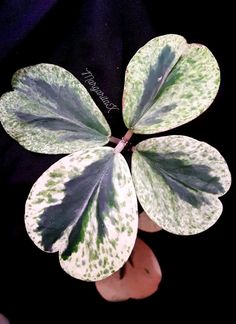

{"left": 138, "top": 212, "right": 162, "bottom": 233}
{"left": 95, "top": 238, "right": 162, "bottom": 301}
{"left": 25, "top": 146, "right": 138, "bottom": 281}
{"left": 0, "top": 64, "right": 111, "bottom": 154}
{"left": 132, "top": 136, "right": 231, "bottom": 235}
{"left": 123, "top": 34, "right": 220, "bottom": 134}
{"left": 0, "top": 314, "right": 9, "bottom": 324}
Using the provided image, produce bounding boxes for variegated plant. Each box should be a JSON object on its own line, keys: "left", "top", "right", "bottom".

{"left": 0, "top": 34, "right": 231, "bottom": 298}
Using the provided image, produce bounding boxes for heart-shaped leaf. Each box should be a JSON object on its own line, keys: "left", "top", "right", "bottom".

{"left": 0, "top": 64, "right": 111, "bottom": 154}
{"left": 132, "top": 136, "right": 231, "bottom": 235}
{"left": 95, "top": 238, "right": 162, "bottom": 301}
{"left": 123, "top": 34, "right": 220, "bottom": 134}
{"left": 0, "top": 314, "right": 9, "bottom": 324}
{"left": 25, "top": 146, "right": 138, "bottom": 280}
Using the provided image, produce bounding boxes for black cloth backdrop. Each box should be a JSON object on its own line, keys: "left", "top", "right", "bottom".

{"left": 0, "top": 1, "right": 234, "bottom": 323}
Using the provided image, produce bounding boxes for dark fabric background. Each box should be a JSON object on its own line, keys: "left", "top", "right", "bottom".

{"left": 0, "top": 1, "right": 234, "bottom": 323}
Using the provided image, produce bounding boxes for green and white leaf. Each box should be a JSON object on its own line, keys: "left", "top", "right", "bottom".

{"left": 123, "top": 34, "right": 220, "bottom": 134}
{"left": 0, "top": 64, "right": 111, "bottom": 154}
{"left": 132, "top": 136, "right": 231, "bottom": 235}
{"left": 25, "top": 146, "right": 138, "bottom": 281}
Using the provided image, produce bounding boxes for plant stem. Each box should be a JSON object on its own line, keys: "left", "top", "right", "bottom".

{"left": 114, "top": 129, "right": 133, "bottom": 154}
{"left": 109, "top": 136, "right": 121, "bottom": 144}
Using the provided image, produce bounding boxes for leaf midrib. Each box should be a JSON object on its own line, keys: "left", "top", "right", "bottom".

{"left": 132, "top": 49, "right": 185, "bottom": 127}
{"left": 16, "top": 90, "right": 106, "bottom": 138}
{"left": 141, "top": 153, "right": 201, "bottom": 193}
{"left": 69, "top": 153, "right": 114, "bottom": 233}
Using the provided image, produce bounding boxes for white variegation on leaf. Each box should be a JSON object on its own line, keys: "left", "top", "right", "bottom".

{"left": 0, "top": 64, "right": 111, "bottom": 154}
{"left": 25, "top": 147, "right": 138, "bottom": 281}
{"left": 132, "top": 136, "right": 231, "bottom": 235}
{"left": 0, "top": 34, "right": 231, "bottom": 292}
{"left": 123, "top": 34, "right": 220, "bottom": 134}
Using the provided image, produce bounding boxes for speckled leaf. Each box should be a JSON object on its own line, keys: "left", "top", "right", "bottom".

{"left": 123, "top": 34, "right": 220, "bottom": 134}
{"left": 25, "top": 146, "right": 138, "bottom": 281}
{"left": 132, "top": 136, "right": 231, "bottom": 235}
{"left": 0, "top": 64, "right": 111, "bottom": 154}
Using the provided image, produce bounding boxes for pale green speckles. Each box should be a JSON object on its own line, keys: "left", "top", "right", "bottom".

{"left": 123, "top": 34, "right": 187, "bottom": 128}
{"left": 127, "top": 190, "right": 133, "bottom": 197}
{"left": 25, "top": 146, "right": 138, "bottom": 281}
{"left": 127, "top": 226, "right": 134, "bottom": 236}
{"left": 132, "top": 136, "right": 231, "bottom": 235}
{"left": 34, "top": 198, "right": 44, "bottom": 204}
{"left": 123, "top": 34, "right": 220, "bottom": 135}
{"left": 117, "top": 173, "right": 122, "bottom": 180}
{"left": 0, "top": 36, "right": 230, "bottom": 285}
{"left": 0, "top": 64, "right": 111, "bottom": 154}
{"left": 121, "top": 225, "right": 126, "bottom": 232}
{"left": 46, "top": 179, "right": 59, "bottom": 187}
{"left": 103, "top": 256, "right": 108, "bottom": 267}
{"left": 103, "top": 269, "right": 109, "bottom": 275}
{"left": 46, "top": 194, "right": 58, "bottom": 204}
{"left": 49, "top": 170, "right": 64, "bottom": 178}
{"left": 89, "top": 249, "right": 99, "bottom": 261}
{"left": 110, "top": 239, "right": 117, "bottom": 249}
{"left": 120, "top": 201, "right": 126, "bottom": 207}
